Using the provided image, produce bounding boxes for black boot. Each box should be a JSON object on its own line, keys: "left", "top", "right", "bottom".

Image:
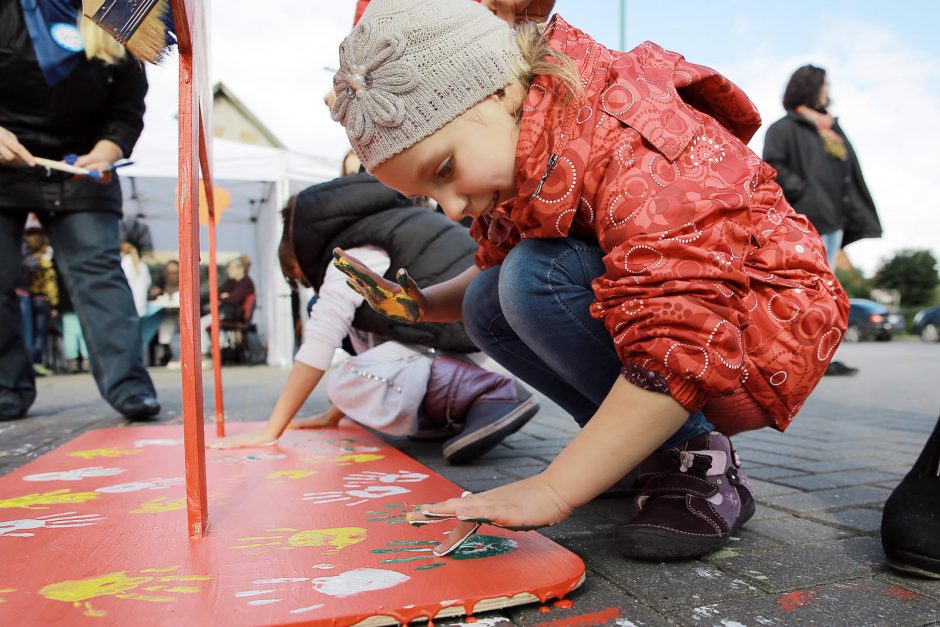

{"left": 881, "top": 413, "right": 940, "bottom": 578}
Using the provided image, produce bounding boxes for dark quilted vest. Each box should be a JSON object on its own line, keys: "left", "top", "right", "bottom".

{"left": 291, "top": 173, "right": 479, "bottom": 353}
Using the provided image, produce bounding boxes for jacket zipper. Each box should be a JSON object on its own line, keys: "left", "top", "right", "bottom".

{"left": 530, "top": 153, "right": 559, "bottom": 198}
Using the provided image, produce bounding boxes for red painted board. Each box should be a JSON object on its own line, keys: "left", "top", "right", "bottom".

{"left": 0, "top": 422, "right": 585, "bottom": 625}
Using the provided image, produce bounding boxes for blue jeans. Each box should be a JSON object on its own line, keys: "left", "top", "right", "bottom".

{"left": 820, "top": 229, "right": 843, "bottom": 269}
{"left": 462, "top": 238, "right": 712, "bottom": 449}
{"left": 0, "top": 210, "right": 155, "bottom": 413}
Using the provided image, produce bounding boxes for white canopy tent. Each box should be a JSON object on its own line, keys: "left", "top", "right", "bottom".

{"left": 119, "top": 138, "right": 338, "bottom": 367}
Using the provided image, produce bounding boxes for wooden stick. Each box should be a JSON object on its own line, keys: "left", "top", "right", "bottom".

{"left": 33, "top": 157, "right": 92, "bottom": 176}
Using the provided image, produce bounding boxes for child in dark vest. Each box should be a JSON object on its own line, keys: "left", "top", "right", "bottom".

{"left": 330, "top": 0, "right": 849, "bottom": 559}
{"left": 211, "top": 167, "right": 539, "bottom": 465}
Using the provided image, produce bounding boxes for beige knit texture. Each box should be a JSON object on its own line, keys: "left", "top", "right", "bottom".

{"left": 331, "top": 0, "right": 526, "bottom": 170}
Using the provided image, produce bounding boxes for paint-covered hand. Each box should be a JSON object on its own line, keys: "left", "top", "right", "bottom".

{"left": 332, "top": 247, "right": 427, "bottom": 322}
{"left": 407, "top": 476, "right": 575, "bottom": 556}
{"left": 208, "top": 428, "right": 279, "bottom": 449}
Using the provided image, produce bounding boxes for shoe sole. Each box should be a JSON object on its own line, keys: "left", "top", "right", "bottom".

{"left": 884, "top": 546, "right": 940, "bottom": 579}
{"left": 620, "top": 490, "right": 756, "bottom": 561}
{"left": 442, "top": 396, "right": 539, "bottom": 464}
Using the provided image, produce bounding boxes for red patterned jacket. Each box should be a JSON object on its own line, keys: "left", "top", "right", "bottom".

{"left": 473, "top": 16, "right": 849, "bottom": 430}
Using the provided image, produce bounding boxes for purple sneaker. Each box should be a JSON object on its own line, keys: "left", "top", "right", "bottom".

{"left": 620, "top": 431, "right": 754, "bottom": 560}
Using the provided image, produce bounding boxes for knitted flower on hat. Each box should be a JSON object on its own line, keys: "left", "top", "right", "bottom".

{"left": 331, "top": 0, "right": 526, "bottom": 170}
{"left": 331, "top": 25, "right": 419, "bottom": 145}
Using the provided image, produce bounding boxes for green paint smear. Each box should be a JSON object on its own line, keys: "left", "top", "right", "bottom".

{"left": 386, "top": 540, "right": 438, "bottom": 546}
{"left": 449, "top": 534, "right": 519, "bottom": 560}
{"left": 380, "top": 556, "right": 435, "bottom": 563}
{"left": 416, "top": 563, "right": 446, "bottom": 571}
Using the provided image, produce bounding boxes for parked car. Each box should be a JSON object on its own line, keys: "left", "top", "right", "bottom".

{"left": 912, "top": 305, "right": 940, "bottom": 342}
{"left": 845, "top": 298, "right": 905, "bottom": 342}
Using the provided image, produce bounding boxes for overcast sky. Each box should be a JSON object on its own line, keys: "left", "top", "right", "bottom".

{"left": 137, "top": 0, "right": 940, "bottom": 276}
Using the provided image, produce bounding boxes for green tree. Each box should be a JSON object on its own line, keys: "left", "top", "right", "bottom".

{"left": 873, "top": 249, "right": 940, "bottom": 307}
{"left": 835, "top": 266, "right": 873, "bottom": 299}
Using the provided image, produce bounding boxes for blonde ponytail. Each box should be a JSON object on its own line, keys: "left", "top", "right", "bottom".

{"left": 514, "top": 21, "right": 581, "bottom": 106}
{"left": 80, "top": 16, "right": 126, "bottom": 64}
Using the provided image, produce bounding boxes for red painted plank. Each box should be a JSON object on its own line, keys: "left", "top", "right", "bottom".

{"left": 0, "top": 423, "right": 585, "bottom": 625}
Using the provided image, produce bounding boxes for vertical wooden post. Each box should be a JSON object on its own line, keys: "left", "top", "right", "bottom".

{"left": 199, "top": 131, "right": 225, "bottom": 437}
{"left": 172, "top": 0, "right": 211, "bottom": 537}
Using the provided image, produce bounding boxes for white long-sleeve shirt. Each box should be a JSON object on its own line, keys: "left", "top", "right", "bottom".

{"left": 293, "top": 245, "right": 391, "bottom": 370}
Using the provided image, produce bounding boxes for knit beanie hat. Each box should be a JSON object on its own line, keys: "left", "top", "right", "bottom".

{"left": 331, "top": 0, "right": 526, "bottom": 170}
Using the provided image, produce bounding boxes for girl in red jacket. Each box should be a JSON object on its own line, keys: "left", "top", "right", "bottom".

{"left": 330, "top": 0, "right": 849, "bottom": 559}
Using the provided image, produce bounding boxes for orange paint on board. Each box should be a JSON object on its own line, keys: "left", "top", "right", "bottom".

{"left": 0, "top": 423, "right": 584, "bottom": 625}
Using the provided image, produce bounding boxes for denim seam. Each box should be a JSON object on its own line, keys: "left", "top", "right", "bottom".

{"left": 546, "top": 247, "right": 618, "bottom": 358}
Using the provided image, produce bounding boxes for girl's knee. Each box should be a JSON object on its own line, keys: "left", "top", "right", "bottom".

{"left": 462, "top": 267, "right": 501, "bottom": 334}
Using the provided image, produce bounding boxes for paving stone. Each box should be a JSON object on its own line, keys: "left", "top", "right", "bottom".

{"left": 804, "top": 507, "right": 884, "bottom": 533}
{"left": 744, "top": 516, "right": 853, "bottom": 545}
{"left": 747, "top": 477, "right": 801, "bottom": 498}
{"left": 744, "top": 465, "right": 809, "bottom": 481}
{"left": 763, "top": 485, "right": 893, "bottom": 513}
{"left": 737, "top": 450, "right": 815, "bottom": 467}
{"left": 773, "top": 469, "right": 904, "bottom": 491}
{"left": 508, "top": 574, "right": 670, "bottom": 627}
{"left": 877, "top": 572, "right": 940, "bottom": 600}
{"left": 669, "top": 578, "right": 940, "bottom": 626}
{"left": 561, "top": 538, "right": 764, "bottom": 611}
{"left": 797, "top": 458, "right": 904, "bottom": 474}
{"left": 711, "top": 537, "right": 880, "bottom": 592}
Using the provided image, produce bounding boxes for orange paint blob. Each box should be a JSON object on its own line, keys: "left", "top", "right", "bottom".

{"left": 553, "top": 599, "right": 574, "bottom": 609}
{"left": 885, "top": 586, "right": 919, "bottom": 601}
{"left": 777, "top": 589, "right": 818, "bottom": 612}
{"left": 539, "top": 605, "right": 552, "bottom": 613}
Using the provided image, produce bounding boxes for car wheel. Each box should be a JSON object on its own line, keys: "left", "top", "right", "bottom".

{"left": 844, "top": 325, "right": 861, "bottom": 343}
{"left": 922, "top": 323, "right": 940, "bottom": 343}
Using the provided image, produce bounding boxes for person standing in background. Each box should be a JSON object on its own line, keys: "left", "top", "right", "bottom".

{"left": 0, "top": 1, "right": 159, "bottom": 420}
{"left": 763, "top": 65, "right": 882, "bottom": 376}
{"left": 22, "top": 225, "right": 58, "bottom": 376}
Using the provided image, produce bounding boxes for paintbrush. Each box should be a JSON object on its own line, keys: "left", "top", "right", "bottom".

{"left": 81, "top": 0, "right": 172, "bottom": 64}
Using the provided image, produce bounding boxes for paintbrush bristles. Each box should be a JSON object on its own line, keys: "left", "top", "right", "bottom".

{"left": 81, "top": 0, "right": 172, "bottom": 65}
{"left": 125, "top": 0, "right": 170, "bottom": 64}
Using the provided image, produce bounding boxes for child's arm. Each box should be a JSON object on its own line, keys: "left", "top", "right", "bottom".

{"left": 210, "top": 362, "right": 325, "bottom": 449}
{"left": 332, "top": 247, "right": 479, "bottom": 323}
{"left": 417, "top": 377, "right": 687, "bottom": 554}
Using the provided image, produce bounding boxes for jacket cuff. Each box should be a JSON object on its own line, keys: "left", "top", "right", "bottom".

{"left": 621, "top": 362, "right": 707, "bottom": 414}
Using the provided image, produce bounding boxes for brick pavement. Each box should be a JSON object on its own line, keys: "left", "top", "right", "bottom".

{"left": 1, "top": 340, "right": 938, "bottom": 625}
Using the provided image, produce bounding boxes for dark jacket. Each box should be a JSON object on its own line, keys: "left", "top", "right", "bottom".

{"left": 763, "top": 112, "right": 881, "bottom": 246}
{"left": 292, "top": 173, "right": 479, "bottom": 353}
{"left": 0, "top": 1, "right": 147, "bottom": 214}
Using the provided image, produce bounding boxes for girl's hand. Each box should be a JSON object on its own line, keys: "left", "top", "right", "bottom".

{"left": 288, "top": 406, "right": 345, "bottom": 429}
{"left": 208, "top": 427, "right": 279, "bottom": 449}
{"left": 407, "top": 476, "right": 575, "bottom": 556}
{"left": 74, "top": 139, "right": 122, "bottom": 183}
{"left": 0, "top": 125, "right": 34, "bottom": 166}
{"left": 332, "top": 247, "right": 427, "bottom": 322}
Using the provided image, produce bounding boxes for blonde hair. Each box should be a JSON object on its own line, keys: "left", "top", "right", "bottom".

{"left": 514, "top": 22, "right": 581, "bottom": 107}
{"left": 80, "top": 17, "right": 126, "bottom": 65}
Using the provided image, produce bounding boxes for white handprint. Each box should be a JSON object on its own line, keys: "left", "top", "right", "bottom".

{"left": 302, "top": 485, "right": 411, "bottom": 507}
{"left": 343, "top": 470, "right": 428, "bottom": 488}
{"left": 23, "top": 466, "right": 126, "bottom": 482}
{"left": 0, "top": 512, "right": 105, "bottom": 537}
{"left": 95, "top": 477, "right": 183, "bottom": 493}
{"left": 133, "top": 439, "right": 182, "bottom": 448}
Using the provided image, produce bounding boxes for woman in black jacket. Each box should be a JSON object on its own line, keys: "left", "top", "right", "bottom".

{"left": 0, "top": 2, "right": 158, "bottom": 420}
{"left": 763, "top": 65, "right": 882, "bottom": 268}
